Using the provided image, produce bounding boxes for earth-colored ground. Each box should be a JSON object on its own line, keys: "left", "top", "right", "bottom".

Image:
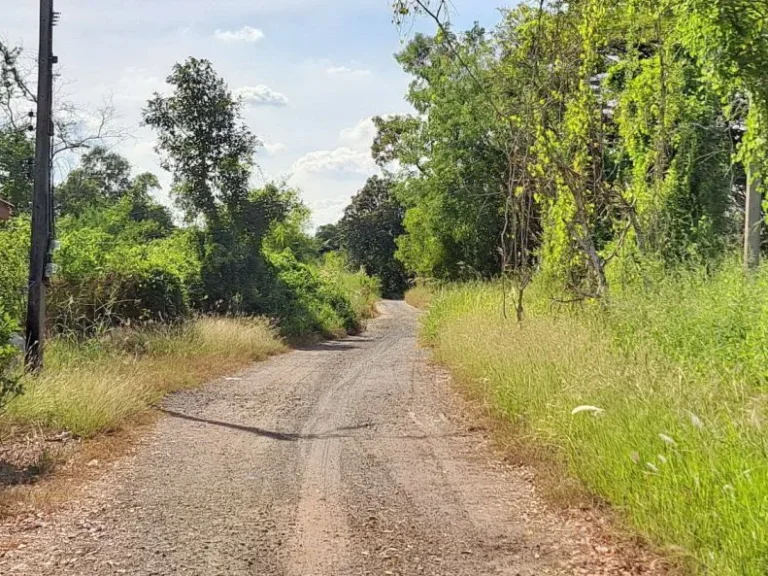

{"left": 0, "top": 301, "right": 665, "bottom": 575}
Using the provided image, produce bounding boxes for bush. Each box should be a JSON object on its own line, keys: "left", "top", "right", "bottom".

{"left": 0, "top": 218, "right": 29, "bottom": 321}
{"left": 264, "top": 249, "right": 378, "bottom": 337}
{"left": 47, "top": 225, "right": 197, "bottom": 334}
{"left": 48, "top": 267, "right": 189, "bottom": 334}
{"left": 0, "top": 306, "right": 22, "bottom": 413}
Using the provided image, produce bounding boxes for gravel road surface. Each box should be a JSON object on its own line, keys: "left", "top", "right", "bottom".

{"left": 0, "top": 301, "right": 661, "bottom": 575}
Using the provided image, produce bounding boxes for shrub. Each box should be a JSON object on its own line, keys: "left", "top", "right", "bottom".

{"left": 0, "top": 217, "right": 29, "bottom": 321}
{"left": 0, "top": 305, "right": 22, "bottom": 413}
{"left": 264, "top": 250, "right": 379, "bottom": 337}
{"left": 47, "top": 225, "right": 198, "bottom": 334}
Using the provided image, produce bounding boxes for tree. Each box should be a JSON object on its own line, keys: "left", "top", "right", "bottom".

{"left": 315, "top": 223, "right": 342, "bottom": 253}
{"left": 374, "top": 27, "right": 510, "bottom": 280}
{"left": 143, "top": 58, "right": 258, "bottom": 225}
{"left": 386, "top": 0, "right": 758, "bottom": 305}
{"left": 0, "top": 130, "right": 33, "bottom": 212}
{"left": 339, "top": 176, "right": 409, "bottom": 298}
{"left": 56, "top": 146, "right": 133, "bottom": 216}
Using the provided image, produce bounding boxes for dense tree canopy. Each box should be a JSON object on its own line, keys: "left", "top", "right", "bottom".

{"left": 379, "top": 0, "right": 767, "bottom": 300}
{"left": 338, "top": 176, "right": 409, "bottom": 298}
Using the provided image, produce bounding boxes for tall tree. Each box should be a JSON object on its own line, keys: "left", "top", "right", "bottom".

{"left": 340, "top": 176, "right": 409, "bottom": 298}
{"left": 143, "top": 58, "right": 258, "bottom": 225}
{"left": 374, "top": 27, "right": 509, "bottom": 280}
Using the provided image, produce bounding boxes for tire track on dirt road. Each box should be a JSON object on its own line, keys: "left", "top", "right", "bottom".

{"left": 0, "top": 301, "right": 665, "bottom": 575}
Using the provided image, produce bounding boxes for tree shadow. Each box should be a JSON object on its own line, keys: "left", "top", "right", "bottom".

{"left": 295, "top": 337, "right": 375, "bottom": 352}
{"left": 159, "top": 409, "right": 475, "bottom": 442}
{"left": 159, "top": 409, "right": 372, "bottom": 441}
{"left": 0, "top": 456, "right": 53, "bottom": 487}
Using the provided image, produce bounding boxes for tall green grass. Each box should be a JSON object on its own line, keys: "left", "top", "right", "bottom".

{"left": 422, "top": 264, "right": 768, "bottom": 575}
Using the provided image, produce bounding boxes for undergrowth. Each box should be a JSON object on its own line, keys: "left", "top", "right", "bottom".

{"left": 421, "top": 262, "right": 768, "bottom": 575}
{"left": 3, "top": 317, "right": 286, "bottom": 437}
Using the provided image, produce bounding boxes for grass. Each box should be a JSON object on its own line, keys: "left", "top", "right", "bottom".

{"left": 422, "top": 264, "right": 768, "bottom": 575}
{"left": 3, "top": 317, "right": 286, "bottom": 437}
{"left": 404, "top": 284, "right": 434, "bottom": 309}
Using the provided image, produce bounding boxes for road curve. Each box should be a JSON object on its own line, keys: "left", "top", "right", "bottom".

{"left": 0, "top": 301, "right": 647, "bottom": 575}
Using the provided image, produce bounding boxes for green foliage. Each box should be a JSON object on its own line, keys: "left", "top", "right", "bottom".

{"left": 143, "top": 57, "right": 258, "bottom": 224}
{"left": 338, "top": 176, "right": 409, "bottom": 298}
{"left": 424, "top": 263, "right": 768, "bottom": 575}
{"left": 377, "top": 27, "right": 508, "bottom": 280}
{"left": 49, "top": 217, "right": 197, "bottom": 332}
{"left": 0, "top": 130, "right": 33, "bottom": 213}
{"left": 56, "top": 147, "right": 160, "bottom": 217}
{"left": 0, "top": 57, "right": 379, "bottom": 377}
{"left": 0, "top": 305, "right": 22, "bottom": 413}
{"left": 264, "top": 249, "right": 378, "bottom": 337}
{"left": 0, "top": 217, "right": 29, "bottom": 320}
{"left": 387, "top": 1, "right": 768, "bottom": 295}
{"left": 315, "top": 223, "right": 342, "bottom": 253}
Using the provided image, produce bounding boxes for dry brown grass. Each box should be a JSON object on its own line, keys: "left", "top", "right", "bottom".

{"left": 0, "top": 317, "right": 285, "bottom": 517}
{"left": 3, "top": 317, "right": 286, "bottom": 438}
{"left": 404, "top": 285, "right": 434, "bottom": 309}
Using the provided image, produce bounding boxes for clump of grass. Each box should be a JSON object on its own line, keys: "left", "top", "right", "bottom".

{"left": 404, "top": 284, "right": 435, "bottom": 309}
{"left": 424, "top": 263, "right": 768, "bottom": 575}
{"left": 4, "top": 317, "right": 285, "bottom": 437}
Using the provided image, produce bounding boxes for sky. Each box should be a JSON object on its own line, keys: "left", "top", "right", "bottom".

{"left": 1, "top": 0, "right": 507, "bottom": 226}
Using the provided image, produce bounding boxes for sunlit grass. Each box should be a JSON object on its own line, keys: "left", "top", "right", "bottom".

{"left": 424, "top": 264, "right": 768, "bottom": 575}
{"left": 404, "top": 284, "right": 435, "bottom": 309}
{"left": 4, "top": 317, "right": 286, "bottom": 437}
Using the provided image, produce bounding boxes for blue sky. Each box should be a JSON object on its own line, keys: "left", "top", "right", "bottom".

{"left": 2, "top": 0, "right": 509, "bottom": 225}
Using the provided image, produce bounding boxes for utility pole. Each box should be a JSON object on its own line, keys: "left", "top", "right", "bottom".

{"left": 744, "top": 165, "right": 762, "bottom": 270}
{"left": 25, "top": 0, "right": 55, "bottom": 371}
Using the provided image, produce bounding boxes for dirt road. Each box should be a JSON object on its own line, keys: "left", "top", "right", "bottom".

{"left": 0, "top": 301, "right": 659, "bottom": 575}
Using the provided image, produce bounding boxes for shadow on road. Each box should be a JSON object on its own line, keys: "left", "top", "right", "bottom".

{"left": 295, "top": 337, "right": 375, "bottom": 352}
{"left": 159, "top": 409, "right": 476, "bottom": 442}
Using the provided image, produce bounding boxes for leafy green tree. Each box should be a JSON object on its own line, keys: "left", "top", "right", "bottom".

{"left": 339, "top": 176, "right": 409, "bottom": 298}
{"left": 143, "top": 58, "right": 258, "bottom": 224}
{"left": 260, "top": 184, "right": 316, "bottom": 261}
{"left": 56, "top": 147, "right": 164, "bottom": 217}
{"left": 315, "top": 223, "right": 342, "bottom": 254}
{"left": 0, "top": 130, "right": 33, "bottom": 212}
{"left": 376, "top": 27, "right": 508, "bottom": 280}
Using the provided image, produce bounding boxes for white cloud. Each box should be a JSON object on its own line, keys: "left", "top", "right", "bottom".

{"left": 234, "top": 85, "right": 289, "bottom": 106}
{"left": 214, "top": 26, "right": 265, "bottom": 43}
{"left": 263, "top": 142, "right": 288, "bottom": 155}
{"left": 339, "top": 114, "right": 400, "bottom": 151}
{"left": 115, "top": 67, "right": 167, "bottom": 102}
{"left": 339, "top": 117, "right": 378, "bottom": 151}
{"left": 327, "top": 65, "right": 372, "bottom": 76}
{"left": 292, "top": 147, "right": 376, "bottom": 175}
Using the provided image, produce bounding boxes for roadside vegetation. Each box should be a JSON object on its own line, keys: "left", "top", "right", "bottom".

{"left": 367, "top": 1, "right": 767, "bottom": 574}
{"left": 419, "top": 265, "right": 768, "bottom": 575}
{"left": 0, "top": 55, "right": 378, "bottom": 446}
{"left": 5, "top": 317, "right": 285, "bottom": 437}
